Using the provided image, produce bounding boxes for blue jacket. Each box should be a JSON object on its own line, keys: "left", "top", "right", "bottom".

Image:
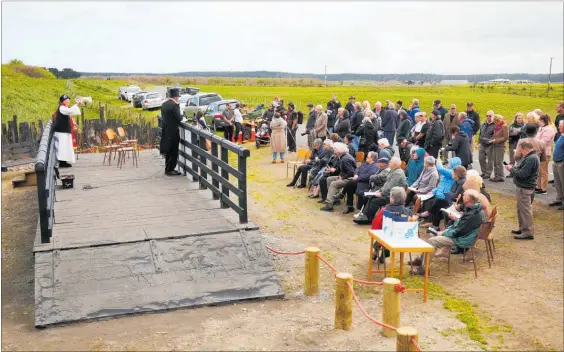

{"left": 459, "top": 118, "right": 475, "bottom": 140}
{"left": 406, "top": 148, "right": 425, "bottom": 186}
{"left": 355, "top": 162, "right": 380, "bottom": 194}
{"left": 433, "top": 157, "right": 462, "bottom": 200}
{"left": 554, "top": 134, "right": 564, "bottom": 162}
{"left": 408, "top": 106, "right": 420, "bottom": 124}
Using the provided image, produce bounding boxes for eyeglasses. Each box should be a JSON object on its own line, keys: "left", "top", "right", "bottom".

{"left": 487, "top": 114, "right": 493, "bottom": 117}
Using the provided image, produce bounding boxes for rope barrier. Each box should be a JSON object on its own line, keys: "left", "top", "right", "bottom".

{"left": 265, "top": 246, "right": 306, "bottom": 255}
{"left": 316, "top": 253, "right": 337, "bottom": 273}
{"left": 352, "top": 278, "right": 384, "bottom": 286}
{"left": 346, "top": 281, "right": 398, "bottom": 332}
{"left": 412, "top": 337, "right": 423, "bottom": 352}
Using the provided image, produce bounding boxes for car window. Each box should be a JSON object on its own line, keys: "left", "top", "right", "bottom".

{"left": 188, "top": 99, "right": 196, "bottom": 106}
{"left": 199, "top": 95, "right": 222, "bottom": 106}
{"left": 146, "top": 93, "right": 159, "bottom": 99}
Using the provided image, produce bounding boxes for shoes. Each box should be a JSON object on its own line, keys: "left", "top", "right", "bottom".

{"left": 548, "top": 201, "right": 563, "bottom": 207}
{"left": 59, "top": 161, "right": 72, "bottom": 168}
{"left": 353, "top": 213, "right": 370, "bottom": 224}
{"left": 490, "top": 178, "right": 505, "bottom": 182}
{"left": 534, "top": 189, "right": 547, "bottom": 195}
{"left": 514, "top": 234, "right": 534, "bottom": 240}
{"left": 407, "top": 258, "right": 422, "bottom": 266}
{"left": 342, "top": 207, "right": 355, "bottom": 214}
{"left": 511, "top": 230, "right": 522, "bottom": 235}
{"left": 165, "top": 170, "right": 181, "bottom": 176}
{"left": 320, "top": 204, "right": 334, "bottom": 212}
{"left": 286, "top": 183, "right": 295, "bottom": 187}
{"left": 548, "top": 180, "right": 555, "bottom": 184}
{"left": 333, "top": 200, "right": 341, "bottom": 205}
{"left": 435, "top": 247, "right": 451, "bottom": 259}
{"left": 506, "top": 174, "right": 513, "bottom": 178}
{"left": 317, "top": 199, "right": 326, "bottom": 204}
{"left": 308, "top": 194, "right": 319, "bottom": 198}
{"left": 280, "top": 159, "right": 284, "bottom": 163}
{"left": 481, "top": 174, "right": 490, "bottom": 179}
{"left": 271, "top": 160, "right": 276, "bottom": 164}
{"left": 296, "top": 184, "right": 306, "bottom": 189}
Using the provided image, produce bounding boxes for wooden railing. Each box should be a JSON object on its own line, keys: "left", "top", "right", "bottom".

{"left": 35, "top": 120, "right": 57, "bottom": 243}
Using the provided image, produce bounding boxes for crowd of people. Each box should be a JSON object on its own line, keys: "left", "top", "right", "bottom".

{"left": 280, "top": 96, "right": 564, "bottom": 272}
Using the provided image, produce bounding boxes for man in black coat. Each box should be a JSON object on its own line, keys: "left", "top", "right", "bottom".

{"left": 446, "top": 126, "right": 472, "bottom": 168}
{"left": 326, "top": 94, "right": 342, "bottom": 134}
{"left": 159, "top": 88, "right": 183, "bottom": 176}
{"left": 466, "top": 102, "right": 480, "bottom": 135}
{"left": 381, "top": 103, "right": 398, "bottom": 146}
{"left": 424, "top": 110, "right": 445, "bottom": 158}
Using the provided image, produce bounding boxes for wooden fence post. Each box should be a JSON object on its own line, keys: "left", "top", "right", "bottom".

{"left": 382, "top": 277, "right": 401, "bottom": 337}
{"left": 334, "top": 273, "right": 353, "bottom": 331}
{"left": 304, "top": 247, "right": 320, "bottom": 296}
{"left": 12, "top": 115, "right": 18, "bottom": 142}
{"left": 396, "top": 327, "right": 419, "bottom": 352}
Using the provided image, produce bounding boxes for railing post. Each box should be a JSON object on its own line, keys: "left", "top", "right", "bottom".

{"left": 237, "top": 151, "right": 249, "bottom": 223}
{"left": 382, "top": 277, "right": 401, "bottom": 337}
{"left": 198, "top": 132, "right": 208, "bottom": 190}
{"left": 335, "top": 273, "right": 353, "bottom": 331}
{"left": 396, "top": 327, "right": 419, "bottom": 352}
{"left": 304, "top": 247, "right": 320, "bottom": 296}
{"left": 180, "top": 126, "right": 186, "bottom": 176}
{"left": 191, "top": 130, "right": 198, "bottom": 182}
{"left": 210, "top": 140, "right": 220, "bottom": 200}
{"left": 220, "top": 145, "right": 229, "bottom": 208}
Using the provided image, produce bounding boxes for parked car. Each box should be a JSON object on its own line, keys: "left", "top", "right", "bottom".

{"left": 204, "top": 99, "right": 239, "bottom": 131}
{"left": 124, "top": 86, "right": 142, "bottom": 102}
{"left": 178, "top": 94, "right": 192, "bottom": 113}
{"left": 132, "top": 91, "right": 149, "bottom": 108}
{"left": 182, "top": 93, "right": 223, "bottom": 118}
{"left": 166, "top": 86, "right": 200, "bottom": 98}
{"left": 141, "top": 92, "right": 165, "bottom": 110}
{"left": 118, "top": 86, "right": 128, "bottom": 100}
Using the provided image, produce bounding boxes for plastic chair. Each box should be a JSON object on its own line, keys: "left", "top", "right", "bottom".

{"left": 286, "top": 147, "right": 309, "bottom": 178}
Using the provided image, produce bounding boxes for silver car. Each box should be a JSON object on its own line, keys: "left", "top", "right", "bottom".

{"left": 182, "top": 93, "right": 223, "bottom": 118}
{"left": 141, "top": 92, "right": 164, "bottom": 110}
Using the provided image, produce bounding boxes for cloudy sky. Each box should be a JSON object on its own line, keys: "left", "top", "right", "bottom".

{"left": 1, "top": 1, "right": 563, "bottom": 74}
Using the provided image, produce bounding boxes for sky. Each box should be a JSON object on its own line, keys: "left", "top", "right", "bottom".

{"left": 1, "top": 1, "right": 563, "bottom": 74}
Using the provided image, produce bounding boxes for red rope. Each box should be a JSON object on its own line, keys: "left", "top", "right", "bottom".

{"left": 352, "top": 278, "right": 384, "bottom": 286}
{"left": 411, "top": 337, "right": 423, "bottom": 352}
{"left": 316, "top": 253, "right": 337, "bottom": 273}
{"left": 346, "top": 281, "right": 398, "bottom": 332}
{"left": 395, "top": 284, "right": 407, "bottom": 293}
{"left": 265, "top": 246, "right": 305, "bottom": 255}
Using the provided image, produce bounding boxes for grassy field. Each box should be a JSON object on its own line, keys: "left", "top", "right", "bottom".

{"left": 2, "top": 63, "right": 563, "bottom": 124}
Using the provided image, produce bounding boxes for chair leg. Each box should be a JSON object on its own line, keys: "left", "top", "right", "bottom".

{"left": 491, "top": 238, "right": 496, "bottom": 252}
{"left": 471, "top": 249, "right": 478, "bottom": 278}
{"left": 447, "top": 252, "right": 451, "bottom": 274}
{"left": 485, "top": 241, "right": 492, "bottom": 268}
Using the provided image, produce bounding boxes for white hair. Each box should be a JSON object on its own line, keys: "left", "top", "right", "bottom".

{"left": 378, "top": 138, "right": 390, "bottom": 147}
{"left": 323, "top": 139, "right": 333, "bottom": 147}
{"left": 390, "top": 157, "right": 402, "bottom": 168}
{"left": 487, "top": 110, "right": 495, "bottom": 116}
{"left": 466, "top": 169, "right": 480, "bottom": 178}
{"left": 315, "top": 104, "right": 323, "bottom": 110}
{"left": 362, "top": 116, "right": 372, "bottom": 124}
{"left": 424, "top": 156, "right": 436, "bottom": 166}
{"left": 526, "top": 111, "right": 540, "bottom": 123}
{"left": 364, "top": 110, "right": 374, "bottom": 118}
{"left": 337, "top": 107, "right": 344, "bottom": 112}
{"left": 413, "top": 99, "right": 419, "bottom": 105}
{"left": 332, "top": 142, "right": 349, "bottom": 155}
{"left": 534, "top": 108, "right": 543, "bottom": 115}
{"left": 390, "top": 187, "right": 407, "bottom": 205}
{"left": 375, "top": 101, "right": 382, "bottom": 108}
{"left": 388, "top": 102, "right": 395, "bottom": 110}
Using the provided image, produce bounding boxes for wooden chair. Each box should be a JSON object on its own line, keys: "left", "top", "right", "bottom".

{"left": 356, "top": 151, "right": 365, "bottom": 166}
{"left": 101, "top": 131, "right": 121, "bottom": 166}
{"left": 286, "top": 147, "right": 310, "bottom": 178}
{"left": 117, "top": 127, "right": 138, "bottom": 155}
{"left": 117, "top": 145, "right": 138, "bottom": 169}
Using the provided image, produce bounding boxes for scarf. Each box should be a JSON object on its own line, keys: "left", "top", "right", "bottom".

{"left": 494, "top": 121, "right": 505, "bottom": 132}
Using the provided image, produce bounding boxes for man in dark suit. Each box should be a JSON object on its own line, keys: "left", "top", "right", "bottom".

{"left": 159, "top": 88, "right": 183, "bottom": 176}
{"left": 382, "top": 102, "right": 398, "bottom": 146}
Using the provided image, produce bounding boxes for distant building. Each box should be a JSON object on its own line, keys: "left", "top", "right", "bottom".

{"left": 440, "top": 79, "right": 469, "bottom": 85}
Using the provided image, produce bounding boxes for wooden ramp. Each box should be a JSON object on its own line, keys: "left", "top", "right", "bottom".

{"left": 33, "top": 150, "right": 284, "bottom": 327}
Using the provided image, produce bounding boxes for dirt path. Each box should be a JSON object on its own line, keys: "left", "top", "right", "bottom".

{"left": 2, "top": 145, "right": 562, "bottom": 351}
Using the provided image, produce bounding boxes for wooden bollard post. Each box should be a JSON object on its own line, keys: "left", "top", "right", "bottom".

{"left": 382, "top": 277, "right": 401, "bottom": 337}
{"left": 334, "top": 273, "right": 353, "bottom": 330}
{"left": 396, "top": 327, "right": 419, "bottom": 351}
{"left": 304, "top": 247, "right": 320, "bottom": 296}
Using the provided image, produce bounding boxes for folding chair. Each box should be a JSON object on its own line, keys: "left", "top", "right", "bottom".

{"left": 286, "top": 147, "right": 310, "bottom": 178}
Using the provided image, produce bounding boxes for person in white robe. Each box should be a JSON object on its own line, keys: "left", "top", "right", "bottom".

{"left": 52, "top": 94, "right": 80, "bottom": 167}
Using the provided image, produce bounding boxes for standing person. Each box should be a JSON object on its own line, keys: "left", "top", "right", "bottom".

{"left": 478, "top": 111, "right": 495, "bottom": 179}
{"left": 373, "top": 101, "right": 383, "bottom": 118}
{"left": 458, "top": 112, "right": 475, "bottom": 143}
{"left": 443, "top": 104, "right": 459, "bottom": 157}
{"left": 53, "top": 94, "right": 80, "bottom": 168}
{"left": 433, "top": 100, "right": 448, "bottom": 121}
{"left": 262, "top": 104, "right": 275, "bottom": 125}
{"left": 396, "top": 110, "right": 412, "bottom": 146}
{"left": 535, "top": 114, "right": 556, "bottom": 194}
{"left": 314, "top": 104, "right": 328, "bottom": 141}
{"left": 270, "top": 112, "right": 287, "bottom": 163}
{"left": 554, "top": 101, "right": 564, "bottom": 142}
{"left": 549, "top": 120, "right": 564, "bottom": 210}
{"left": 396, "top": 100, "right": 406, "bottom": 113}
{"left": 345, "top": 96, "right": 356, "bottom": 117}
{"left": 303, "top": 103, "right": 317, "bottom": 149}
{"left": 490, "top": 114, "right": 509, "bottom": 182}
{"left": 326, "top": 94, "right": 341, "bottom": 134}
{"left": 355, "top": 117, "right": 377, "bottom": 158}
{"left": 351, "top": 102, "right": 364, "bottom": 151}
{"left": 333, "top": 108, "right": 351, "bottom": 139}
{"left": 159, "top": 88, "right": 183, "bottom": 176}
{"left": 233, "top": 103, "right": 244, "bottom": 143}
{"left": 508, "top": 112, "right": 525, "bottom": 166}
{"left": 505, "top": 141, "right": 540, "bottom": 240}
{"left": 222, "top": 103, "right": 235, "bottom": 141}
{"left": 410, "top": 112, "right": 428, "bottom": 147}
{"left": 407, "top": 99, "right": 421, "bottom": 125}
{"left": 381, "top": 102, "right": 398, "bottom": 146}
{"left": 466, "top": 102, "right": 481, "bottom": 137}
{"left": 424, "top": 110, "right": 444, "bottom": 158}
{"left": 446, "top": 126, "right": 472, "bottom": 168}
{"left": 286, "top": 102, "right": 298, "bottom": 153}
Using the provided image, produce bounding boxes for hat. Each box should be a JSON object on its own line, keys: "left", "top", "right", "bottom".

{"left": 169, "top": 88, "right": 180, "bottom": 98}
{"left": 377, "top": 157, "right": 390, "bottom": 164}
{"left": 433, "top": 99, "right": 441, "bottom": 105}
{"left": 432, "top": 110, "right": 441, "bottom": 117}
{"left": 59, "top": 94, "right": 70, "bottom": 103}
{"left": 467, "top": 102, "right": 474, "bottom": 106}
{"left": 525, "top": 124, "right": 538, "bottom": 136}
{"left": 349, "top": 96, "right": 355, "bottom": 99}
{"left": 307, "top": 103, "right": 314, "bottom": 107}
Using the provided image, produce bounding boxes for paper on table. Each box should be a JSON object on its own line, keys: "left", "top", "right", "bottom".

{"left": 441, "top": 206, "right": 462, "bottom": 219}
{"left": 418, "top": 193, "right": 434, "bottom": 201}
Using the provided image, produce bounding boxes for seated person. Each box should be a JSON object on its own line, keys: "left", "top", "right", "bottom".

{"left": 409, "top": 189, "right": 485, "bottom": 275}
{"left": 314, "top": 144, "right": 341, "bottom": 201}
{"left": 344, "top": 133, "right": 356, "bottom": 159}
{"left": 330, "top": 133, "right": 341, "bottom": 143}
{"left": 460, "top": 176, "right": 493, "bottom": 218}
{"left": 406, "top": 147, "right": 426, "bottom": 186}
{"left": 307, "top": 139, "right": 335, "bottom": 197}
{"left": 422, "top": 164, "right": 467, "bottom": 230}
{"left": 320, "top": 142, "right": 358, "bottom": 212}
{"left": 339, "top": 151, "right": 379, "bottom": 214}
{"left": 372, "top": 187, "right": 413, "bottom": 262}
{"left": 353, "top": 157, "right": 406, "bottom": 224}
{"left": 399, "top": 139, "right": 415, "bottom": 169}
{"left": 418, "top": 157, "right": 461, "bottom": 218}
{"left": 405, "top": 156, "right": 439, "bottom": 206}
{"left": 466, "top": 170, "right": 492, "bottom": 202}
{"left": 377, "top": 138, "right": 395, "bottom": 160}
{"left": 287, "top": 138, "right": 324, "bottom": 188}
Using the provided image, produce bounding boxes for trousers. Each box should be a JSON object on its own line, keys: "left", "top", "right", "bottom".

{"left": 537, "top": 157, "right": 551, "bottom": 191}
{"left": 516, "top": 187, "right": 534, "bottom": 237}
{"left": 291, "top": 164, "right": 312, "bottom": 186}
{"left": 492, "top": 145, "right": 506, "bottom": 179}
{"left": 553, "top": 161, "right": 564, "bottom": 202}
{"left": 326, "top": 177, "right": 350, "bottom": 203}
{"left": 479, "top": 144, "right": 494, "bottom": 177}
{"left": 165, "top": 145, "right": 179, "bottom": 173}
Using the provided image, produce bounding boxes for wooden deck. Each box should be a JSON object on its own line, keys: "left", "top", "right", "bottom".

{"left": 33, "top": 150, "right": 284, "bottom": 327}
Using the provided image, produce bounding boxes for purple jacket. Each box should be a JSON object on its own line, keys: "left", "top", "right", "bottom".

{"left": 355, "top": 161, "right": 380, "bottom": 194}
